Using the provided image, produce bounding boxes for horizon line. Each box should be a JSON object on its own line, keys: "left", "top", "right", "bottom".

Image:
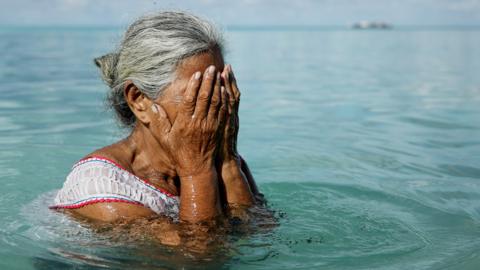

{"left": 1, "top": 24, "right": 480, "bottom": 30}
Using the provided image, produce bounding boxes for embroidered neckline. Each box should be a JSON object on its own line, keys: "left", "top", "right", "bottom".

{"left": 75, "top": 155, "right": 177, "bottom": 198}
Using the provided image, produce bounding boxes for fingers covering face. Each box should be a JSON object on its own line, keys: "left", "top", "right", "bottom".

{"left": 153, "top": 103, "right": 172, "bottom": 134}
{"left": 179, "top": 65, "right": 233, "bottom": 127}
{"left": 193, "top": 65, "right": 217, "bottom": 119}
{"left": 222, "top": 64, "right": 240, "bottom": 114}
{"left": 218, "top": 86, "right": 228, "bottom": 126}
{"left": 207, "top": 72, "right": 222, "bottom": 121}
{"left": 180, "top": 71, "right": 202, "bottom": 117}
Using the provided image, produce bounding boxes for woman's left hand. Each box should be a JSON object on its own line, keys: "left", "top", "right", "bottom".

{"left": 217, "top": 65, "right": 256, "bottom": 207}
{"left": 219, "top": 64, "right": 241, "bottom": 163}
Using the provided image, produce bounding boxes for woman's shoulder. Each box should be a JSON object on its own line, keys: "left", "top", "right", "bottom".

{"left": 67, "top": 141, "right": 139, "bottom": 187}
{"left": 82, "top": 140, "right": 134, "bottom": 171}
{"left": 52, "top": 141, "right": 180, "bottom": 219}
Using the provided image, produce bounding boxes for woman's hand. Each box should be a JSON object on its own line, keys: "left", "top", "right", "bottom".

{"left": 219, "top": 64, "right": 241, "bottom": 163}
{"left": 215, "top": 65, "right": 255, "bottom": 208}
{"left": 151, "top": 65, "right": 228, "bottom": 176}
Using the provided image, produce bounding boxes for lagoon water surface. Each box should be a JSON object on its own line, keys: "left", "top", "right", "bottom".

{"left": 0, "top": 26, "right": 480, "bottom": 269}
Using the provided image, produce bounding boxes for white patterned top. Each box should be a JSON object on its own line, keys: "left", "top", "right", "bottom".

{"left": 50, "top": 156, "right": 179, "bottom": 217}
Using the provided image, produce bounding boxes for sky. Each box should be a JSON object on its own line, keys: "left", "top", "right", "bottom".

{"left": 0, "top": 0, "right": 479, "bottom": 26}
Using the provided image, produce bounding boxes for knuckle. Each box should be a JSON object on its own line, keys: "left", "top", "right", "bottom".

{"left": 182, "top": 108, "right": 194, "bottom": 116}
{"left": 184, "top": 95, "right": 195, "bottom": 103}
{"left": 211, "top": 98, "right": 220, "bottom": 106}
{"left": 220, "top": 103, "right": 227, "bottom": 111}
{"left": 204, "top": 75, "right": 214, "bottom": 84}
{"left": 201, "top": 124, "right": 210, "bottom": 132}
{"left": 198, "top": 92, "right": 210, "bottom": 101}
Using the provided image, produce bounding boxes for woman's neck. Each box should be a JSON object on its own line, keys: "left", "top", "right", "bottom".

{"left": 126, "top": 123, "right": 177, "bottom": 179}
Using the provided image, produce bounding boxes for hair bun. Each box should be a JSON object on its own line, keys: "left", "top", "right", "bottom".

{"left": 94, "top": 53, "right": 119, "bottom": 88}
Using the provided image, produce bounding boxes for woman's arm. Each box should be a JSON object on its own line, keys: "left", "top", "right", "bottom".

{"left": 239, "top": 156, "right": 266, "bottom": 203}
{"left": 69, "top": 203, "right": 156, "bottom": 222}
{"left": 220, "top": 157, "right": 254, "bottom": 206}
{"left": 219, "top": 155, "right": 265, "bottom": 207}
{"left": 178, "top": 166, "right": 222, "bottom": 222}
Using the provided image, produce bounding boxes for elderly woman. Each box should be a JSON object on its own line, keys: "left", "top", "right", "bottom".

{"left": 51, "top": 11, "right": 263, "bottom": 224}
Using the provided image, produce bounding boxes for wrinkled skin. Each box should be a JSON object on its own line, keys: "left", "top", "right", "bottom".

{"left": 67, "top": 49, "right": 261, "bottom": 225}
{"left": 151, "top": 66, "right": 228, "bottom": 177}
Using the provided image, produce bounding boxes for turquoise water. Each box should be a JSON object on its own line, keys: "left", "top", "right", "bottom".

{"left": 1, "top": 26, "right": 480, "bottom": 269}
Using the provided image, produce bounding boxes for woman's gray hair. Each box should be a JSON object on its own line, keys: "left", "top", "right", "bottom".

{"left": 94, "top": 11, "right": 224, "bottom": 127}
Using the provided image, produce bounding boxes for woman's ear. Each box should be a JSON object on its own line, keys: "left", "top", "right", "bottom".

{"left": 124, "top": 80, "right": 152, "bottom": 125}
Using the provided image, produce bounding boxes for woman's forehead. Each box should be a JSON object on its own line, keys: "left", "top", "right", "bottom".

{"left": 177, "top": 51, "right": 225, "bottom": 79}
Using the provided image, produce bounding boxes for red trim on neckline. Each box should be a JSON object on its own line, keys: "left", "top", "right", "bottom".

{"left": 49, "top": 198, "right": 143, "bottom": 209}
{"left": 76, "top": 155, "right": 176, "bottom": 198}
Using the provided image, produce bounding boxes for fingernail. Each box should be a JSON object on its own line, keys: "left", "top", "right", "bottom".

{"left": 208, "top": 65, "right": 215, "bottom": 75}
{"left": 194, "top": 71, "right": 201, "bottom": 80}
{"left": 221, "top": 86, "right": 225, "bottom": 93}
{"left": 155, "top": 104, "right": 166, "bottom": 118}
{"left": 151, "top": 104, "right": 158, "bottom": 114}
{"left": 216, "top": 72, "right": 221, "bottom": 80}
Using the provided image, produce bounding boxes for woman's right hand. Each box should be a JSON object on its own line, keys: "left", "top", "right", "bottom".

{"left": 151, "top": 65, "right": 228, "bottom": 177}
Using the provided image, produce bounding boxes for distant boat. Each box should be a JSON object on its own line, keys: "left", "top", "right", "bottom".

{"left": 352, "top": 21, "right": 393, "bottom": 30}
